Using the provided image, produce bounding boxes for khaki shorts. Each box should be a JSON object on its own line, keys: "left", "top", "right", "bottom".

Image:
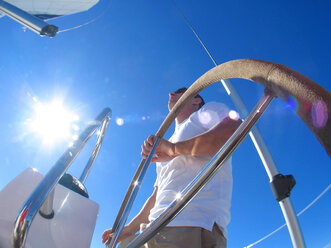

{"left": 139, "top": 223, "right": 227, "bottom": 248}
{"left": 118, "top": 223, "right": 226, "bottom": 248}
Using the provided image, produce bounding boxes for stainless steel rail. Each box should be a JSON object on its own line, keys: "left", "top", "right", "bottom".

{"left": 125, "top": 91, "right": 274, "bottom": 248}
{"left": 12, "top": 107, "right": 111, "bottom": 248}
{"left": 0, "top": 0, "right": 58, "bottom": 37}
{"left": 107, "top": 138, "right": 160, "bottom": 248}
{"left": 79, "top": 116, "right": 110, "bottom": 184}
{"left": 107, "top": 58, "right": 323, "bottom": 248}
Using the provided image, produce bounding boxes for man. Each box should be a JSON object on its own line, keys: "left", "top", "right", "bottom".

{"left": 102, "top": 87, "right": 241, "bottom": 248}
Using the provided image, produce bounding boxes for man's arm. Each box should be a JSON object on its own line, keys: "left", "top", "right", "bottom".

{"left": 142, "top": 117, "right": 242, "bottom": 163}
{"left": 102, "top": 187, "right": 158, "bottom": 244}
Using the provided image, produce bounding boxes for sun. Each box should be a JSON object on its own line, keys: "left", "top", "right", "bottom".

{"left": 28, "top": 99, "right": 79, "bottom": 145}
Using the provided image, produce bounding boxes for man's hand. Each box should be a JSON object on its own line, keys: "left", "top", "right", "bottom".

{"left": 142, "top": 117, "right": 242, "bottom": 161}
{"left": 102, "top": 225, "right": 134, "bottom": 245}
{"left": 141, "top": 135, "right": 176, "bottom": 163}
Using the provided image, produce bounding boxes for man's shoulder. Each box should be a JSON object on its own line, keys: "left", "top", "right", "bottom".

{"left": 190, "top": 102, "right": 230, "bottom": 129}
{"left": 199, "top": 102, "right": 229, "bottom": 114}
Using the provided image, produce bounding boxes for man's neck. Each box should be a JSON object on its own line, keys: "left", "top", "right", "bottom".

{"left": 176, "top": 109, "right": 196, "bottom": 124}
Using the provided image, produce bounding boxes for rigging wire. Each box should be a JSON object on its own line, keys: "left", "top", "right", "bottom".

{"left": 170, "top": 0, "right": 218, "bottom": 67}
{"left": 244, "top": 184, "right": 330, "bottom": 248}
{"left": 58, "top": 0, "right": 112, "bottom": 34}
{"left": 170, "top": 0, "right": 330, "bottom": 247}
{"left": 170, "top": 0, "right": 232, "bottom": 95}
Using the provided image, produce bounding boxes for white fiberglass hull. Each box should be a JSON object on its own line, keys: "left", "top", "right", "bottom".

{"left": 0, "top": 168, "right": 99, "bottom": 248}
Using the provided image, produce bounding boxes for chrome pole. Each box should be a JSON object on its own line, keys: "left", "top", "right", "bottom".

{"left": 12, "top": 108, "right": 111, "bottom": 248}
{"left": 0, "top": 0, "right": 58, "bottom": 37}
{"left": 79, "top": 116, "right": 111, "bottom": 184}
{"left": 107, "top": 138, "right": 160, "bottom": 248}
{"left": 280, "top": 199, "right": 306, "bottom": 248}
{"left": 39, "top": 188, "right": 55, "bottom": 219}
{"left": 125, "top": 91, "right": 274, "bottom": 248}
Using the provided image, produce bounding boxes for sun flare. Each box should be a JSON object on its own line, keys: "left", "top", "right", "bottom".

{"left": 28, "top": 100, "right": 79, "bottom": 145}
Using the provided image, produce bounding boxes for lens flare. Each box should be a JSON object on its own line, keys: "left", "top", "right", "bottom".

{"left": 287, "top": 96, "right": 311, "bottom": 115}
{"left": 229, "top": 110, "right": 240, "bottom": 120}
{"left": 116, "top": 117, "right": 124, "bottom": 126}
{"left": 311, "top": 100, "right": 328, "bottom": 129}
{"left": 198, "top": 111, "right": 212, "bottom": 125}
{"left": 286, "top": 96, "right": 328, "bottom": 129}
{"left": 287, "top": 96, "right": 298, "bottom": 111}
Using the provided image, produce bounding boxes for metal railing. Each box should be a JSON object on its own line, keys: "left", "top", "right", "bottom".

{"left": 105, "top": 58, "right": 331, "bottom": 248}
{"left": 125, "top": 90, "right": 274, "bottom": 248}
{"left": 79, "top": 116, "right": 110, "bottom": 184}
{"left": 12, "top": 107, "right": 111, "bottom": 248}
{"left": 0, "top": 0, "right": 58, "bottom": 37}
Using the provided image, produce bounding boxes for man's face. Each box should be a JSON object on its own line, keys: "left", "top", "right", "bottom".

{"left": 168, "top": 87, "right": 203, "bottom": 111}
{"left": 168, "top": 90, "right": 184, "bottom": 111}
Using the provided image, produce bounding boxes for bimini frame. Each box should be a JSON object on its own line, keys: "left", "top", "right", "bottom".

{"left": 0, "top": 0, "right": 58, "bottom": 37}
{"left": 107, "top": 59, "right": 331, "bottom": 248}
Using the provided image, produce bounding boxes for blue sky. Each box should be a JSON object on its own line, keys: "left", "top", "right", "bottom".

{"left": 0, "top": 0, "right": 330, "bottom": 247}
